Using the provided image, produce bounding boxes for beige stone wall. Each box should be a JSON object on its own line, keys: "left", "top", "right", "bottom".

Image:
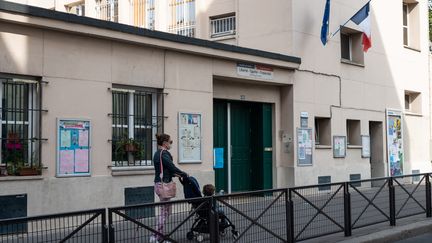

{"left": 0, "top": 15, "right": 295, "bottom": 214}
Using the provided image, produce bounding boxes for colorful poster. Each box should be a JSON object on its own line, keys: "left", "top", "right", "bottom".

{"left": 57, "top": 119, "right": 91, "bottom": 177}
{"left": 386, "top": 110, "right": 404, "bottom": 176}
{"left": 79, "top": 130, "right": 89, "bottom": 147}
{"left": 59, "top": 150, "right": 74, "bottom": 174}
{"left": 75, "top": 149, "right": 89, "bottom": 173}
{"left": 297, "top": 128, "right": 313, "bottom": 166}
{"left": 179, "top": 112, "right": 202, "bottom": 163}
{"left": 213, "top": 148, "right": 224, "bottom": 169}
{"left": 333, "top": 136, "right": 346, "bottom": 158}
{"left": 60, "top": 130, "right": 71, "bottom": 148}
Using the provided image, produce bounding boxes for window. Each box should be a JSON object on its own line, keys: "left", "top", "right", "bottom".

{"left": 168, "top": 0, "right": 196, "bottom": 37}
{"left": 315, "top": 117, "right": 331, "bottom": 146}
{"left": 111, "top": 86, "right": 163, "bottom": 167}
{"left": 210, "top": 14, "right": 236, "bottom": 38}
{"left": 0, "top": 77, "right": 43, "bottom": 173}
{"left": 404, "top": 90, "right": 421, "bottom": 113}
{"left": 340, "top": 28, "right": 364, "bottom": 65}
{"left": 66, "top": 1, "right": 85, "bottom": 16}
{"left": 403, "top": 3, "right": 409, "bottom": 46}
{"left": 131, "top": 0, "right": 155, "bottom": 30}
{"left": 96, "top": 0, "right": 118, "bottom": 22}
{"left": 402, "top": 1, "right": 420, "bottom": 49}
{"left": 346, "top": 120, "right": 361, "bottom": 146}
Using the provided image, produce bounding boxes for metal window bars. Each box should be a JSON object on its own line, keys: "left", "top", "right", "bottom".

{"left": 210, "top": 15, "right": 236, "bottom": 38}
{"left": 168, "top": 0, "right": 196, "bottom": 37}
{"left": 0, "top": 78, "right": 46, "bottom": 174}
{"left": 96, "top": 0, "right": 118, "bottom": 22}
{"left": 130, "top": 0, "right": 155, "bottom": 30}
{"left": 109, "top": 88, "right": 164, "bottom": 167}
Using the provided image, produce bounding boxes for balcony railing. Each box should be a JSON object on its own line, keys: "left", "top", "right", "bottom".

{"left": 96, "top": 0, "right": 118, "bottom": 22}
{"left": 211, "top": 15, "right": 236, "bottom": 38}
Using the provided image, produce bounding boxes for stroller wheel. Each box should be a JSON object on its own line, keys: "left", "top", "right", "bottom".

{"left": 196, "top": 234, "right": 204, "bottom": 242}
{"left": 219, "top": 229, "right": 227, "bottom": 238}
{"left": 186, "top": 231, "right": 194, "bottom": 240}
{"left": 232, "top": 230, "right": 240, "bottom": 239}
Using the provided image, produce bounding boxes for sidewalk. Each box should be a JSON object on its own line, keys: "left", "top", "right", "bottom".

{"left": 303, "top": 215, "right": 432, "bottom": 243}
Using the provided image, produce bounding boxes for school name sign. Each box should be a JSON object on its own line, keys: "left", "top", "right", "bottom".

{"left": 237, "top": 63, "right": 274, "bottom": 80}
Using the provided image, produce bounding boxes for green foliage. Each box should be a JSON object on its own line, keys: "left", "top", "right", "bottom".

{"left": 114, "top": 137, "right": 144, "bottom": 161}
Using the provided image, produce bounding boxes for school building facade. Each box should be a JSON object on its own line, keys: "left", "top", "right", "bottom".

{"left": 0, "top": 0, "right": 430, "bottom": 217}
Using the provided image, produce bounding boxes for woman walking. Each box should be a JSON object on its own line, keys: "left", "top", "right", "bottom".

{"left": 150, "top": 133, "right": 188, "bottom": 243}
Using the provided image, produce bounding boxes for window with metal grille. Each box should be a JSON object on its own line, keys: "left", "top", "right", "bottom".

{"left": 131, "top": 0, "right": 155, "bottom": 30}
{"left": 96, "top": 0, "right": 118, "bottom": 22}
{"left": 210, "top": 14, "right": 236, "bottom": 38}
{"left": 168, "top": 0, "right": 196, "bottom": 37}
{"left": 110, "top": 86, "right": 163, "bottom": 167}
{"left": 0, "top": 77, "right": 44, "bottom": 173}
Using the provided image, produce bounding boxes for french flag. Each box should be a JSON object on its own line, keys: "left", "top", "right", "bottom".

{"left": 350, "top": 2, "right": 371, "bottom": 52}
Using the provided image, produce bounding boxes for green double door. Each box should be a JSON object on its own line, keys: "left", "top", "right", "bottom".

{"left": 213, "top": 100, "right": 273, "bottom": 193}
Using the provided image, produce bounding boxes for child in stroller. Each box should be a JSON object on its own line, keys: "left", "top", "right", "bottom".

{"left": 179, "top": 177, "right": 239, "bottom": 242}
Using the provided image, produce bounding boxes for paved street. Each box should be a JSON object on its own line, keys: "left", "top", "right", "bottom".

{"left": 395, "top": 233, "right": 432, "bottom": 243}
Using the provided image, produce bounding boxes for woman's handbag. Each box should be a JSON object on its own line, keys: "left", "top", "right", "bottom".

{"left": 155, "top": 149, "right": 177, "bottom": 199}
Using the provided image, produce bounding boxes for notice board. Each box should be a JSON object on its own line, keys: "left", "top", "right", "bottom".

{"left": 178, "top": 112, "right": 202, "bottom": 163}
{"left": 386, "top": 109, "right": 404, "bottom": 176}
{"left": 297, "top": 128, "right": 313, "bottom": 166}
{"left": 57, "top": 119, "right": 91, "bottom": 177}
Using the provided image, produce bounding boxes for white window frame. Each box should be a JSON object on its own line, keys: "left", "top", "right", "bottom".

{"left": 111, "top": 88, "right": 157, "bottom": 167}
{"left": 403, "top": 3, "right": 409, "bottom": 46}
{"left": 210, "top": 14, "right": 236, "bottom": 38}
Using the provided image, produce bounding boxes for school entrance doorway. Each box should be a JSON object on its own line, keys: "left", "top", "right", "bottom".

{"left": 213, "top": 99, "right": 273, "bottom": 193}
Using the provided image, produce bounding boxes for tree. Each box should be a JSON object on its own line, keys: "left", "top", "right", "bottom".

{"left": 430, "top": 0, "right": 432, "bottom": 41}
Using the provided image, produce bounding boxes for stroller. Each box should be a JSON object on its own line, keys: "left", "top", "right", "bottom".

{"left": 180, "top": 176, "right": 239, "bottom": 242}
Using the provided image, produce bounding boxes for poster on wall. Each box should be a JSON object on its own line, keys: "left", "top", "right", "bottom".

{"left": 178, "top": 112, "right": 202, "bottom": 163}
{"left": 386, "top": 109, "right": 404, "bottom": 176}
{"left": 333, "top": 136, "right": 346, "bottom": 158}
{"left": 297, "top": 128, "right": 313, "bottom": 166}
{"left": 57, "top": 119, "right": 91, "bottom": 177}
{"left": 361, "top": 135, "right": 371, "bottom": 158}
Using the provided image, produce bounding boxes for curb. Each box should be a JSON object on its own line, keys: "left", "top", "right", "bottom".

{"left": 338, "top": 218, "right": 432, "bottom": 243}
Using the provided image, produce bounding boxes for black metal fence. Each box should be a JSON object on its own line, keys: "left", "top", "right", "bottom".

{"left": 0, "top": 209, "right": 106, "bottom": 243}
{"left": 0, "top": 173, "right": 431, "bottom": 243}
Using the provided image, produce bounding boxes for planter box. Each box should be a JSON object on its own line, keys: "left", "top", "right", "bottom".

{"left": 124, "top": 144, "right": 138, "bottom": 152}
{"left": 18, "top": 168, "right": 40, "bottom": 176}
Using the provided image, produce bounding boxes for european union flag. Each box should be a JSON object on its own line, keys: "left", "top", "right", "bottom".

{"left": 321, "top": 0, "right": 331, "bottom": 45}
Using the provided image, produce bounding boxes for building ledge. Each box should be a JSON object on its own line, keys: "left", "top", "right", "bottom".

{"left": 315, "top": 145, "right": 332, "bottom": 149}
{"left": 341, "top": 59, "right": 365, "bottom": 67}
{"left": 404, "top": 46, "right": 421, "bottom": 52}
{"left": 0, "top": 175, "right": 44, "bottom": 181}
{"left": 404, "top": 111, "right": 423, "bottom": 117}
{"left": 347, "top": 145, "right": 362, "bottom": 149}
{"left": 110, "top": 166, "right": 155, "bottom": 176}
{"left": 211, "top": 35, "right": 236, "bottom": 42}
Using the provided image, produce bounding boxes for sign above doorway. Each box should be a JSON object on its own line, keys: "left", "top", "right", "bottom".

{"left": 237, "top": 63, "right": 274, "bottom": 80}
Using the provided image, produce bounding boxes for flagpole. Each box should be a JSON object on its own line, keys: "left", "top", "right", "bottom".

{"left": 330, "top": 0, "right": 371, "bottom": 38}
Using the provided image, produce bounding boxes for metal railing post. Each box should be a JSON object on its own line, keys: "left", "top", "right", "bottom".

{"left": 426, "top": 174, "right": 432, "bottom": 217}
{"left": 343, "top": 182, "right": 352, "bottom": 237}
{"left": 287, "top": 189, "right": 295, "bottom": 243}
{"left": 209, "top": 197, "right": 219, "bottom": 243}
{"left": 389, "top": 178, "right": 396, "bottom": 226}
{"left": 108, "top": 209, "right": 115, "bottom": 243}
{"left": 102, "top": 209, "right": 108, "bottom": 243}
